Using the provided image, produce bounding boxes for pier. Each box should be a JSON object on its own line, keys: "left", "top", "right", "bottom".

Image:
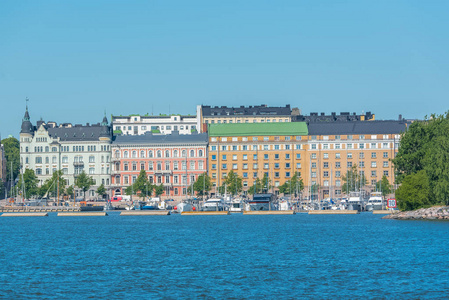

{"left": 372, "top": 210, "right": 396, "bottom": 214}
{"left": 1, "top": 212, "right": 49, "bottom": 217}
{"left": 243, "top": 210, "right": 295, "bottom": 215}
{"left": 57, "top": 212, "right": 108, "bottom": 217}
{"left": 308, "top": 210, "right": 359, "bottom": 215}
{"left": 181, "top": 211, "right": 230, "bottom": 215}
{"left": 121, "top": 211, "right": 170, "bottom": 216}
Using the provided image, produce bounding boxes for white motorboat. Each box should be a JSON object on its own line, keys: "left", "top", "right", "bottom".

{"left": 229, "top": 198, "right": 244, "bottom": 213}
{"left": 278, "top": 197, "right": 292, "bottom": 211}
{"left": 175, "top": 202, "right": 193, "bottom": 213}
{"left": 202, "top": 198, "right": 225, "bottom": 211}
{"left": 366, "top": 192, "right": 384, "bottom": 211}
{"left": 348, "top": 192, "right": 363, "bottom": 212}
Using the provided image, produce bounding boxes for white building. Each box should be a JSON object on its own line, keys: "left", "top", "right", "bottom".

{"left": 20, "top": 107, "right": 113, "bottom": 199}
{"left": 112, "top": 113, "right": 200, "bottom": 135}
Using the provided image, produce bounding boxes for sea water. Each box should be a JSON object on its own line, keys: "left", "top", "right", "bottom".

{"left": 0, "top": 213, "right": 448, "bottom": 299}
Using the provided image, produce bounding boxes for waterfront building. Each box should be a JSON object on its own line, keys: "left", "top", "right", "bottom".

{"left": 198, "top": 104, "right": 299, "bottom": 133}
{"left": 293, "top": 111, "right": 375, "bottom": 123}
{"left": 208, "top": 122, "right": 309, "bottom": 195}
{"left": 306, "top": 120, "right": 408, "bottom": 199}
{"left": 111, "top": 132, "right": 208, "bottom": 201}
{"left": 112, "top": 114, "right": 199, "bottom": 136}
{"left": 19, "top": 107, "right": 113, "bottom": 199}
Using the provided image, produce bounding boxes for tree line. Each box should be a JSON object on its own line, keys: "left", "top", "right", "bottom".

{"left": 393, "top": 112, "right": 449, "bottom": 210}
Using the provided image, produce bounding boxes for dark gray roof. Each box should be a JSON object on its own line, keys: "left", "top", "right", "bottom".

{"left": 293, "top": 111, "right": 375, "bottom": 123}
{"left": 48, "top": 124, "right": 112, "bottom": 141}
{"left": 202, "top": 104, "right": 291, "bottom": 117}
{"left": 112, "top": 132, "right": 208, "bottom": 145}
{"left": 307, "top": 121, "right": 409, "bottom": 135}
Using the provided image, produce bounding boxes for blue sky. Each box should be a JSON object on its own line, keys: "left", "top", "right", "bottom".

{"left": 1, "top": 0, "right": 448, "bottom": 137}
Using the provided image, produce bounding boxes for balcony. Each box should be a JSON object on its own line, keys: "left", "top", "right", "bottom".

{"left": 73, "top": 161, "right": 84, "bottom": 166}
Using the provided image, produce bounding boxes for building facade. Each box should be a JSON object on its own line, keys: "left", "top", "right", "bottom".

{"left": 199, "top": 104, "right": 298, "bottom": 133}
{"left": 112, "top": 114, "right": 199, "bottom": 136}
{"left": 208, "top": 120, "right": 407, "bottom": 199}
{"left": 208, "top": 123, "right": 309, "bottom": 195}
{"left": 20, "top": 107, "right": 113, "bottom": 199}
{"left": 305, "top": 121, "right": 407, "bottom": 199}
{"left": 111, "top": 132, "right": 208, "bottom": 201}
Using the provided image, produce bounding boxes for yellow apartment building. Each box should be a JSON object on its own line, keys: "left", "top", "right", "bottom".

{"left": 208, "top": 122, "right": 308, "bottom": 195}
{"left": 208, "top": 120, "right": 408, "bottom": 199}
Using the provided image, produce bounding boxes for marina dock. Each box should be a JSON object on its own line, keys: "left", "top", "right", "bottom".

{"left": 243, "top": 210, "right": 296, "bottom": 215}
{"left": 121, "top": 211, "right": 170, "bottom": 216}
{"left": 181, "top": 211, "right": 230, "bottom": 215}
{"left": 372, "top": 210, "right": 396, "bottom": 214}
{"left": 308, "top": 210, "right": 359, "bottom": 215}
{"left": 57, "top": 212, "right": 108, "bottom": 217}
{"left": 1, "top": 212, "right": 49, "bottom": 217}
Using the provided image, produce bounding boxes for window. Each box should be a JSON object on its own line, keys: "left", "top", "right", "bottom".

{"left": 89, "top": 156, "right": 95, "bottom": 163}
{"left": 296, "top": 163, "right": 301, "bottom": 169}
{"left": 323, "top": 162, "right": 329, "bottom": 168}
{"left": 264, "top": 163, "right": 269, "bottom": 169}
{"left": 62, "top": 156, "right": 68, "bottom": 163}
{"left": 35, "top": 157, "right": 42, "bottom": 164}
{"left": 311, "top": 153, "right": 316, "bottom": 159}
{"left": 148, "top": 162, "right": 153, "bottom": 171}
{"left": 233, "top": 164, "right": 238, "bottom": 170}
{"left": 199, "top": 150, "right": 203, "bottom": 157}
{"left": 165, "top": 150, "right": 170, "bottom": 158}
{"left": 323, "top": 171, "right": 329, "bottom": 177}
{"left": 335, "top": 162, "right": 340, "bottom": 168}
{"left": 371, "top": 152, "right": 377, "bottom": 158}
{"left": 336, "top": 180, "right": 341, "bottom": 187}
{"left": 264, "top": 154, "right": 269, "bottom": 160}
{"left": 323, "top": 153, "right": 329, "bottom": 159}
{"left": 335, "top": 153, "right": 341, "bottom": 159}
{"left": 222, "top": 164, "right": 227, "bottom": 169}
{"left": 243, "top": 154, "right": 248, "bottom": 160}
{"left": 263, "top": 145, "right": 269, "bottom": 150}
{"left": 274, "top": 145, "right": 280, "bottom": 150}
{"left": 141, "top": 163, "right": 146, "bottom": 170}
{"left": 274, "top": 163, "right": 280, "bottom": 169}
{"left": 383, "top": 143, "right": 389, "bottom": 149}
{"left": 383, "top": 152, "right": 388, "bottom": 158}
{"left": 190, "top": 161, "right": 195, "bottom": 170}
{"left": 335, "top": 171, "right": 341, "bottom": 178}
{"left": 323, "top": 144, "right": 329, "bottom": 150}
{"left": 285, "top": 172, "right": 290, "bottom": 178}
{"left": 383, "top": 171, "right": 389, "bottom": 176}
{"left": 233, "top": 155, "right": 237, "bottom": 160}
{"left": 243, "top": 164, "right": 248, "bottom": 169}
{"left": 285, "top": 154, "right": 290, "bottom": 159}
{"left": 371, "top": 171, "right": 377, "bottom": 177}
{"left": 89, "top": 167, "right": 95, "bottom": 174}
{"left": 212, "top": 164, "right": 216, "bottom": 170}
{"left": 311, "top": 172, "right": 316, "bottom": 178}
{"left": 243, "top": 172, "right": 248, "bottom": 178}
{"left": 296, "top": 144, "right": 301, "bottom": 150}
{"left": 285, "top": 163, "right": 290, "bottom": 168}
{"left": 347, "top": 153, "right": 352, "bottom": 159}
{"left": 165, "top": 162, "right": 170, "bottom": 170}
{"left": 274, "top": 154, "right": 279, "bottom": 159}
{"left": 347, "top": 162, "right": 353, "bottom": 168}
{"left": 296, "top": 153, "right": 301, "bottom": 159}
{"left": 232, "top": 146, "right": 238, "bottom": 151}
{"left": 212, "top": 155, "right": 217, "bottom": 160}
{"left": 360, "top": 162, "right": 365, "bottom": 168}
{"left": 383, "top": 161, "right": 389, "bottom": 167}
{"left": 371, "top": 162, "right": 377, "bottom": 168}
{"left": 311, "top": 162, "right": 316, "bottom": 168}
{"left": 359, "top": 153, "right": 364, "bottom": 159}
{"left": 323, "top": 180, "right": 329, "bottom": 187}
{"left": 253, "top": 154, "right": 257, "bottom": 160}
{"left": 359, "top": 143, "right": 365, "bottom": 149}
{"left": 222, "top": 155, "right": 227, "bottom": 160}
{"left": 335, "top": 144, "right": 341, "bottom": 149}
{"left": 148, "top": 151, "right": 153, "bottom": 158}
{"left": 190, "top": 150, "right": 195, "bottom": 157}
{"left": 311, "top": 144, "right": 317, "bottom": 150}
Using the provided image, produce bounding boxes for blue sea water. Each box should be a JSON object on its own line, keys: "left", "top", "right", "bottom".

{"left": 0, "top": 213, "right": 448, "bottom": 299}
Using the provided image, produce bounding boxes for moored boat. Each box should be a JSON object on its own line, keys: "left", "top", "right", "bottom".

{"left": 248, "top": 194, "right": 276, "bottom": 211}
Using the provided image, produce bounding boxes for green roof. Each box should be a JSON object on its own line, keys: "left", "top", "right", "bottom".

{"left": 208, "top": 122, "right": 308, "bottom": 137}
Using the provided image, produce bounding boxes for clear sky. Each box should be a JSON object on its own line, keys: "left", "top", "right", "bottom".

{"left": 1, "top": 0, "right": 448, "bottom": 137}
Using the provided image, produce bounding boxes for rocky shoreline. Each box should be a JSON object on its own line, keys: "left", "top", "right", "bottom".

{"left": 382, "top": 206, "right": 449, "bottom": 220}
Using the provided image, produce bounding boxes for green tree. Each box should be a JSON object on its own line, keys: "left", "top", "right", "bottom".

{"left": 193, "top": 172, "right": 211, "bottom": 198}
{"left": 1, "top": 137, "right": 20, "bottom": 182}
{"left": 133, "top": 170, "right": 150, "bottom": 200}
{"left": 75, "top": 171, "right": 94, "bottom": 201}
{"left": 279, "top": 173, "right": 304, "bottom": 196}
{"left": 341, "top": 164, "right": 368, "bottom": 194}
{"left": 96, "top": 184, "right": 106, "bottom": 199}
{"left": 66, "top": 185, "right": 74, "bottom": 200}
{"left": 395, "top": 170, "right": 431, "bottom": 211}
{"left": 248, "top": 177, "right": 262, "bottom": 194}
{"left": 375, "top": 175, "right": 392, "bottom": 197}
{"left": 220, "top": 171, "right": 242, "bottom": 196}
{"left": 17, "top": 169, "right": 39, "bottom": 199}
{"left": 154, "top": 184, "right": 165, "bottom": 197}
{"left": 0, "top": 180, "right": 4, "bottom": 198}
{"left": 39, "top": 170, "right": 66, "bottom": 198}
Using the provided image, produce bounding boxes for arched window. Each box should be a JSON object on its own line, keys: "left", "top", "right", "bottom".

{"left": 190, "top": 150, "right": 195, "bottom": 157}
{"left": 124, "top": 151, "right": 129, "bottom": 158}
{"left": 165, "top": 150, "right": 170, "bottom": 158}
{"left": 45, "top": 146, "right": 49, "bottom": 152}
{"left": 132, "top": 151, "right": 137, "bottom": 158}
{"left": 148, "top": 150, "right": 153, "bottom": 158}
{"left": 157, "top": 150, "right": 162, "bottom": 158}
{"left": 182, "top": 150, "right": 187, "bottom": 157}
{"left": 198, "top": 149, "right": 203, "bottom": 157}
{"left": 115, "top": 150, "right": 120, "bottom": 158}
{"left": 140, "top": 150, "right": 145, "bottom": 158}
{"left": 174, "top": 150, "right": 178, "bottom": 157}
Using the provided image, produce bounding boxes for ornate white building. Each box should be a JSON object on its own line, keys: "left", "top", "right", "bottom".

{"left": 20, "top": 107, "right": 113, "bottom": 199}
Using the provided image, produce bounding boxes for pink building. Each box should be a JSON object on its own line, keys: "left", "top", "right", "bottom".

{"left": 111, "top": 132, "right": 208, "bottom": 201}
